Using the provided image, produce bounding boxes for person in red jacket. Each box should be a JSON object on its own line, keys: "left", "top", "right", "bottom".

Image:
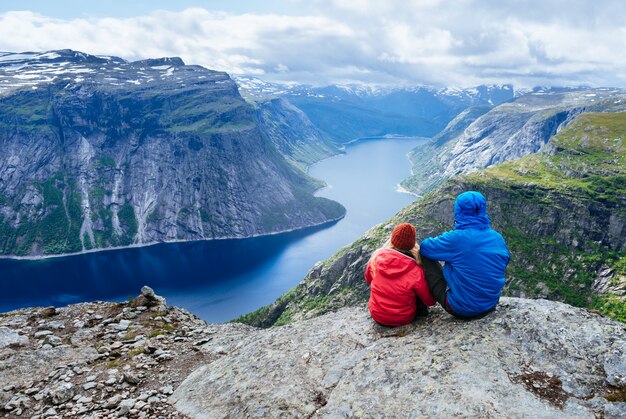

{"left": 364, "top": 223, "right": 436, "bottom": 326}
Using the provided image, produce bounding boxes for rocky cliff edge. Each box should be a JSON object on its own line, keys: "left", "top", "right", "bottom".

{"left": 2, "top": 289, "right": 625, "bottom": 418}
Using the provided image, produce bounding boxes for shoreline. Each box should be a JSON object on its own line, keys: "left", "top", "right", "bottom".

{"left": 0, "top": 214, "right": 346, "bottom": 262}
{"left": 2, "top": 135, "right": 429, "bottom": 262}
{"left": 395, "top": 183, "right": 421, "bottom": 197}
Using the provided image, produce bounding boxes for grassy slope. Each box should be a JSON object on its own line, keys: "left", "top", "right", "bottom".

{"left": 237, "top": 112, "right": 626, "bottom": 326}
{"left": 464, "top": 112, "right": 626, "bottom": 321}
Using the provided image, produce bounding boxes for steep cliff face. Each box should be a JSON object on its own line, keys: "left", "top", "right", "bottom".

{"left": 402, "top": 88, "right": 626, "bottom": 195}
{"left": 237, "top": 77, "right": 516, "bottom": 142}
{"left": 238, "top": 112, "right": 626, "bottom": 327}
{"left": 255, "top": 98, "right": 341, "bottom": 170}
{"left": 0, "top": 50, "right": 345, "bottom": 256}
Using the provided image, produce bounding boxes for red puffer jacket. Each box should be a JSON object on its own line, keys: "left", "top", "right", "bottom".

{"left": 365, "top": 248, "right": 435, "bottom": 326}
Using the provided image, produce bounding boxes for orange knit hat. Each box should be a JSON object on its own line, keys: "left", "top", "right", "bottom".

{"left": 391, "top": 223, "right": 416, "bottom": 251}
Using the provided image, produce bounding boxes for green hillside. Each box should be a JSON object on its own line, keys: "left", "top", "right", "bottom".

{"left": 238, "top": 112, "right": 626, "bottom": 326}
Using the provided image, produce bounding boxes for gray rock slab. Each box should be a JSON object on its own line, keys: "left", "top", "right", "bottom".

{"left": 171, "top": 298, "right": 626, "bottom": 418}
{"left": 0, "top": 326, "right": 28, "bottom": 349}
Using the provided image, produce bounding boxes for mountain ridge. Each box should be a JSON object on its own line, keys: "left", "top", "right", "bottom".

{"left": 401, "top": 87, "right": 626, "bottom": 195}
{"left": 235, "top": 76, "right": 516, "bottom": 142}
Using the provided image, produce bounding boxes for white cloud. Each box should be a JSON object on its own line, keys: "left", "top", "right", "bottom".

{"left": 0, "top": 1, "right": 624, "bottom": 88}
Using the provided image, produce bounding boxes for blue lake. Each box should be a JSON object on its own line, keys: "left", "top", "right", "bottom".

{"left": 0, "top": 137, "right": 426, "bottom": 322}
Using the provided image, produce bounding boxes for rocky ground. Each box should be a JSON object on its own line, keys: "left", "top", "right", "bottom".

{"left": 0, "top": 287, "right": 252, "bottom": 418}
{"left": 172, "top": 298, "right": 626, "bottom": 418}
{"left": 2, "top": 291, "right": 626, "bottom": 418}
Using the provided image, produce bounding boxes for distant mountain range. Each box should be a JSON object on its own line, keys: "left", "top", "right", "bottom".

{"left": 235, "top": 76, "right": 517, "bottom": 142}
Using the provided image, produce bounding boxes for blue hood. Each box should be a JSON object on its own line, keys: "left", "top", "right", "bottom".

{"left": 454, "top": 191, "right": 491, "bottom": 230}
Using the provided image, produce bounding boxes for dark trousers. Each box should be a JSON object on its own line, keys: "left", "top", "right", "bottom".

{"left": 420, "top": 254, "right": 455, "bottom": 315}
{"left": 420, "top": 253, "right": 497, "bottom": 320}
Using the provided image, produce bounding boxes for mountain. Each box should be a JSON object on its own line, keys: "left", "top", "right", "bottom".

{"left": 236, "top": 76, "right": 516, "bottom": 142}
{"left": 402, "top": 87, "right": 626, "bottom": 195}
{"left": 0, "top": 50, "right": 345, "bottom": 257}
{"left": 255, "top": 98, "right": 341, "bottom": 171}
{"left": 238, "top": 111, "right": 626, "bottom": 327}
{"left": 2, "top": 288, "right": 625, "bottom": 417}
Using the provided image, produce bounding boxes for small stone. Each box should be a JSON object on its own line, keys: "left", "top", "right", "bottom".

{"left": 3, "top": 384, "right": 15, "bottom": 392}
{"left": 77, "top": 396, "right": 92, "bottom": 403}
{"left": 115, "top": 320, "right": 131, "bottom": 331}
{"left": 39, "top": 307, "right": 57, "bottom": 318}
{"left": 34, "top": 330, "right": 53, "bottom": 338}
{"left": 85, "top": 375, "right": 97, "bottom": 382}
{"left": 44, "top": 407, "right": 58, "bottom": 417}
{"left": 141, "top": 286, "right": 156, "bottom": 299}
{"left": 73, "top": 320, "right": 85, "bottom": 328}
{"left": 147, "top": 396, "right": 160, "bottom": 404}
{"left": 83, "top": 382, "right": 97, "bottom": 391}
{"left": 4, "top": 400, "right": 18, "bottom": 410}
{"left": 101, "top": 395, "right": 119, "bottom": 409}
{"left": 118, "top": 399, "right": 135, "bottom": 415}
{"left": 123, "top": 372, "right": 141, "bottom": 385}
{"left": 44, "top": 335, "right": 63, "bottom": 347}
{"left": 157, "top": 353, "right": 174, "bottom": 361}
{"left": 40, "top": 320, "right": 65, "bottom": 330}
{"left": 48, "top": 382, "right": 74, "bottom": 405}
{"left": 160, "top": 386, "right": 173, "bottom": 395}
{"left": 24, "top": 387, "right": 39, "bottom": 395}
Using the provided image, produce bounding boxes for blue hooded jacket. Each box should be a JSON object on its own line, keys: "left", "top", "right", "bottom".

{"left": 420, "top": 191, "right": 510, "bottom": 317}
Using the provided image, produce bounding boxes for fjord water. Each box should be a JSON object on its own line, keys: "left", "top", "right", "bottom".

{"left": 0, "top": 137, "right": 425, "bottom": 321}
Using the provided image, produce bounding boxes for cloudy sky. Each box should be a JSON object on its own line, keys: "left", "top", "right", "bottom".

{"left": 1, "top": 0, "right": 625, "bottom": 88}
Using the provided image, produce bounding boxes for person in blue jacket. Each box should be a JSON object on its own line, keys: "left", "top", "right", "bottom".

{"left": 419, "top": 191, "right": 510, "bottom": 318}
